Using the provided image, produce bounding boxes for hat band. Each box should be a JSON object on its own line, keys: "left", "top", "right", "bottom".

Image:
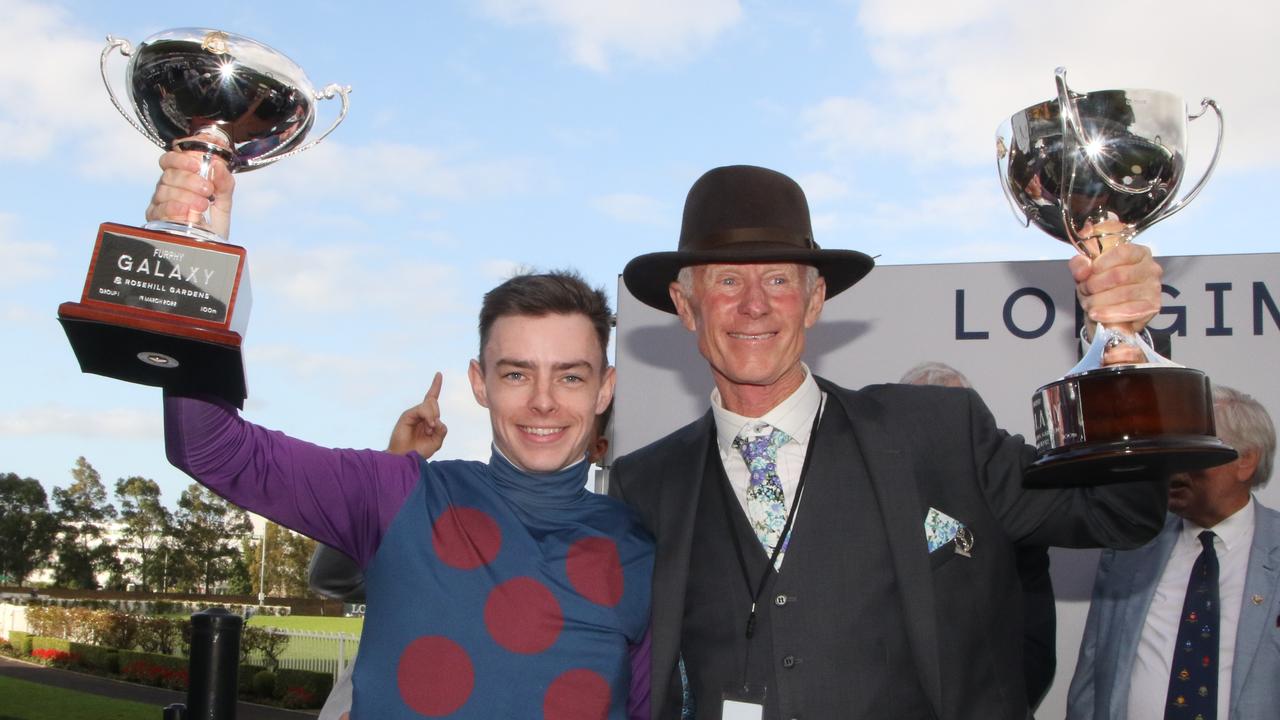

{"left": 683, "top": 226, "right": 817, "bottom": 252}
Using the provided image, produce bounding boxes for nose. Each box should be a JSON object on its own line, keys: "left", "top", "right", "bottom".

{"left": 529, "top": 377, "right": 557, "bottom": 414}
{"left": 737, "top": 279, "right": 769, "bottom": 318}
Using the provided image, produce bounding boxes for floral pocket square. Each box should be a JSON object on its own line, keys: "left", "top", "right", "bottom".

{"left": 924, "top": 507, "right": 967, "bottom": 554}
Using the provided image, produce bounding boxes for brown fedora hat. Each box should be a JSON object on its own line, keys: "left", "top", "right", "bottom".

{"left": 622, "top": 165, "right": 874, "bottom": 313}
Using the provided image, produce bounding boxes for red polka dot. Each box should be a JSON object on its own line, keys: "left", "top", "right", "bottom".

{"left": 432, "top": 506, "right": 501, "bottom": 569}
{"left": 543, "top": 668, "right": 610, "bottom": 720}
{"left": 484, "top": 577, "right": 563, "bottom": 654}
{"left": 566, "top": 537, "right": 624, "bottom": 607}
{"left": 396, "top": 636, "right": 474, "bottom": 716}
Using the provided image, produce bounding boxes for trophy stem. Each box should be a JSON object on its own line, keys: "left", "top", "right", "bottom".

{"left": 1067, "top": 325, "right": 1176, "bottom": 377}
{"left": 151, "top": 128, "right": 234, "bottom": 243}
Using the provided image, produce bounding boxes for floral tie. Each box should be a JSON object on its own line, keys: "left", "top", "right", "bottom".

{"left": 733, "top": 423, "right": 792, "bottom": 567}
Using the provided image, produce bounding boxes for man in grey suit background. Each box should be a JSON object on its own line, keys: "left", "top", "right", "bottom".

{"left": 1067, "top": 384, "right": 1279, "bottom": 720}
{"left": 611, "top": 164, "right": 1172, "bottom": 720}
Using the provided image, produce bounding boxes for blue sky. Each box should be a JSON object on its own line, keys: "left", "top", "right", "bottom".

{"left": 2, "top": 0, "right": 1275, "bottom": 507}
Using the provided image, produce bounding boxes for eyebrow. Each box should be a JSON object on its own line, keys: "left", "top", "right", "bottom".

{"left": 493, "top": 358, "right": 595, "bottom": 373}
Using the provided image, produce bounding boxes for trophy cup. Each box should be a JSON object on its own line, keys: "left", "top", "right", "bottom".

{"left": 996, "top": 68, "right": 1235, "bottom": 486}
{"left": 58, "top": 28, "right": 350, "bottom": 407}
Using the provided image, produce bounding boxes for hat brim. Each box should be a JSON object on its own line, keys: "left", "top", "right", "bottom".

{"left": 622, "top": 244, "right": 875, "bottom": 314}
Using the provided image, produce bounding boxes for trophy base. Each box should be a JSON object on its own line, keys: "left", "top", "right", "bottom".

{"left": 1025, "top": 436, "right": 1238, "bottom": 487}
{"left": 59, "top": 303, "right": 247, "bottom": 408}
{"left": 1028, "top": 364, "right": 1236, "bottom": 487}
{"left": 57, "top": 221, "right": 253, "bottom": 407}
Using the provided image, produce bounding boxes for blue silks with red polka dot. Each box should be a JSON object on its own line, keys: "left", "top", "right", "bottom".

{"left": 352, "top": 452, "right": 654, "bottom": 718}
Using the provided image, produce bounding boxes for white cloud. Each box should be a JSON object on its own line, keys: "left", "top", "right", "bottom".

{"left": 0, "top": 213, "right": 58, "bottom": 282}
{"left": 480, "top": 259, "right": 526, "bottom": 281}
{"left": 250, "top": 343, "right": 408, "bottom": 379}
{"left": 0, "top": 404, "right": 160, "bottom": 439}
{"left": 593, "top": 192, "right": 667, "bottom": 225}
{"left": 0, "top": 0, "right": 157, "bottom": 177}
{"left": 236, "top": 140, "right": 532, "bottom": 218}
{"left": 251, "top": 242, "right": 466, "bottom": 316}
{"left": 479, "top": 0, "right": 742, "bottom": 72}
{"left": 805, "top": 0, "right": 1279, "bottom": 171}
{"left": 794, "top": 171, "right": 851, "bottom": 203}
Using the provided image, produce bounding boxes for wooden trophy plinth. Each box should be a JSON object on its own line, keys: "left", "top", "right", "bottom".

{"left": 1027, "top": 365, "right": 1237, "bottom": 487}
{"left": 58, "top": 222, "right": 251, "bottom": 407}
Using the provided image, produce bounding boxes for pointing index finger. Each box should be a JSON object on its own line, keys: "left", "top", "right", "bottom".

{"left": 426, "top": 371, "right": 443, "bottom": 402}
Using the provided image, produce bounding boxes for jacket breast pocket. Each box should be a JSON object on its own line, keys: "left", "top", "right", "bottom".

{"left": 929, "top": 541, "right": 958, "bottom": 570}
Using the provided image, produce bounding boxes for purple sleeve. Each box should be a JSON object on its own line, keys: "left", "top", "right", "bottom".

{"left": 627, "top": 624, "right": 652, "bottom": 720}
{"left": 164, "top": 391, "right": 420, "bottom": 567}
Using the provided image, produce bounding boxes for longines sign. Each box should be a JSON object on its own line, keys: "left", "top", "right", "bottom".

{"left": 954, "top": 279, "right": 1279, "bottom": 340}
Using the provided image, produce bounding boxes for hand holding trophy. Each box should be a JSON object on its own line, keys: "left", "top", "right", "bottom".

{"left": 996, "top": 68, "right": 1236, "bottom": 486}
{"left": 58, "top": 28, "right": 350, "bottom": 407}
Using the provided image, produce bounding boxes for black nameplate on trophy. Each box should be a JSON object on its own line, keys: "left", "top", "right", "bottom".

{"left": 85, "top": 229, "right": 239, "bottom": 324}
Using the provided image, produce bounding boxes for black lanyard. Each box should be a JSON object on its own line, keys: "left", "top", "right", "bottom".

{"left": 716, "top": 399, "right": 823, "bottom": 641}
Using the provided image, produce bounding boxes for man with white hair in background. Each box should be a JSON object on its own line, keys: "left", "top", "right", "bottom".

{"left": 1067, "top": 384, "right": 1280, "bottom": 720}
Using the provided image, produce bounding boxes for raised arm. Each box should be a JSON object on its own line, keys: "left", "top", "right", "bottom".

{"left": 164, "top": 390, "right": 420, "bottom": 566}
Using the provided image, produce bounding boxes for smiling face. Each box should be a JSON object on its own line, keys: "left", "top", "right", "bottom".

{"left": 469, "top": 312, "right": 615, "bottom": 473}
{"left": 669, "top": 262, "right": 825, "bottom": 416}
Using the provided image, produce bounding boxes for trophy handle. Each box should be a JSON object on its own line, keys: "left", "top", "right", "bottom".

{"left": 243, "top": 83, "right": 352, "bottom": 169}
{"left": 101, "top": 36, "right": 166, "bottom": 150}
{"left": 1144, "top": 98, "right": 1224, "bottom": 228}
{"left": 1054, "top": 68, "right": 1143, "bottom": 257}
{"left": 1054, "top": 68, "right": 1097, "bottom": 256}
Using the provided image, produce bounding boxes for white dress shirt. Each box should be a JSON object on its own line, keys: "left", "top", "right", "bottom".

{"left": 1126, "top": 498, "right": 1256, "bottom": 720}
{"left": 710, "top": 364, "right": 823, "bottom": 568}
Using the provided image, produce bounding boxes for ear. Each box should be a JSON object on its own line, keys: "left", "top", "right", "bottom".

{"left": 1234, "top": 448, "right": 1260, "bottom": 485}
{"left": 669, "top": 281, "right": 698, "bottom": 332}
{"left": 803, "top": 274, "right": 827, "bottom": 329}
{"left": 596, "top": 365, "right": 617, "bottom": 415}
{"left": 467, "top": 359, "right": 489, "bottom": 408}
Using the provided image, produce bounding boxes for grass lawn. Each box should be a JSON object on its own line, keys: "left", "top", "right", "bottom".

{"left": 247, "top": 614, "right": 363, "bottom": 634}
{"left": 0, "top": 676, "right": 157, "bottom": 720}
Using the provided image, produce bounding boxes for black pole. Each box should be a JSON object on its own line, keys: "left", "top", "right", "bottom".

{"left": 185, "top": 607, "right": 243, "bottom": 720}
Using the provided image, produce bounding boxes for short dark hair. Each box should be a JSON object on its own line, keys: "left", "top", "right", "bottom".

{"left": 478, "top": 270, "right": 612, "bottom": 369}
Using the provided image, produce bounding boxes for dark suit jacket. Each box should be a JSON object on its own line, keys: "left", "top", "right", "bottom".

{"left": 611, "top": 376, "right": 1168, "bottom": 720}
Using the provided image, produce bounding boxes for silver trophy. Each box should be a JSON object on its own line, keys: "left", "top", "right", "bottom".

{"left": 105, "top": 28, "right": 351, "bottom": 241}
{"left": 996, "top": 68, "right": 1235, "bottom": 486}
{"left": 59, "top": 28, "right": 350, "bottom": 406}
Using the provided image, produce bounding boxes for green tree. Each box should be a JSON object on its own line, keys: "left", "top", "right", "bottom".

{"left": 51, "top": 457, "right": 118, "bottom": 589}
{"left": 114, "top": 475, "right": 172, "bottom": 590}
{"left": 0, "top": 473, "right": 60, "bottom": 585}
{"left": 173, "top": 484, "right": 252, "bottom": 593}
{"left": 245, "top": 521, "right": 320, "bottom": 599}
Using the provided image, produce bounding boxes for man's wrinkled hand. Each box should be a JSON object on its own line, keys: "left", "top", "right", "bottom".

{"left": 1071, "top": 243, "right": 1163, "bottom": 365}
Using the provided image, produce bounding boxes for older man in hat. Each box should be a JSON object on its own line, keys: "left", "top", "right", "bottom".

{"left": 610, "top": 165, "right": 1170, "bottom": 720}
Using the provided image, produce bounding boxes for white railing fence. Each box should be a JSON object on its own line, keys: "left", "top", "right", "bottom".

{"left": 242, "top": 628, "right": 360, "bottom": 681}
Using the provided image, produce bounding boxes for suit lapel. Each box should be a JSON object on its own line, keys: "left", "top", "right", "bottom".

{"left": 1108, "top": 514, "right": 1180, "bottom": 718}
{"left": 651, "top": 412, "right": 714, "bottom": 720}
{"left": 1229, "top": 502, "right": 1280, "bottom": 707}
{"left": 820, "top": 378, "right": 944, "bottom": 719}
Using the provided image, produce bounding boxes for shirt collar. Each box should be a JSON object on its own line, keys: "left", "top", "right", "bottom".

{"left": 1180, "top": 496, "right": 1256, "bottom": 553}
{"left": 711, "top": 363, "right": 821, "bottom": 454}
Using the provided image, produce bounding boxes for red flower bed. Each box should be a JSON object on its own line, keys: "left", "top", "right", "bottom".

{"left": 31, "top": 648, "right": 80, "bottom": 666}
{"left": 281, "top": 685, "right": 317, "bottom": 709}
{"left": 121, "top": 659, "right": 189, "bottom": 690}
